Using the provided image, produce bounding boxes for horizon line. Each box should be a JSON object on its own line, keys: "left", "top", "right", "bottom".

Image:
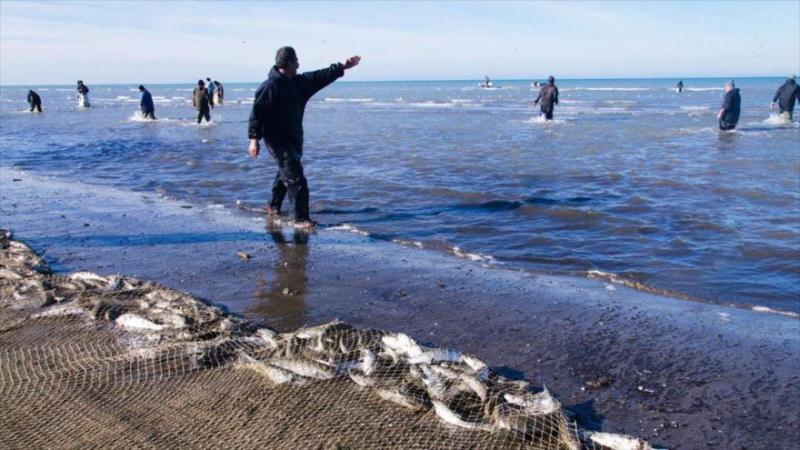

{"left": 0, "top": 74, "right": 792, "bottom": 88}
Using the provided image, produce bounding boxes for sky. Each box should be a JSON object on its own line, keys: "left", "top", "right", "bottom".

{"left": 1, "top": 0, "right": 798, "bottom": 85}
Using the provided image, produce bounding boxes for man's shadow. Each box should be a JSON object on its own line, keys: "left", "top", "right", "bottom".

{"left": 249, "top": 224, "right": 310, "bottom": 332}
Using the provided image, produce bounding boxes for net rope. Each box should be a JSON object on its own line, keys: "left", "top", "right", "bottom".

{"left": 0, "top": 230, "right": 655, "bottom": 450}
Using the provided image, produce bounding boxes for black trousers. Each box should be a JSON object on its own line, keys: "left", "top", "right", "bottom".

{"left": 540, "top": 107, "right": 554, "bottom": 120}
{"left": 719, "top": 120, "right": 737, "bottom": 131}
{"left": 29, "top": 102, "right": 42, "bottom": 112}
{"left": 143, "top": 110, "right": 156, "bottom": 120}
{"left": 268, "top": 144, "right": 310, "bottom": 221}
{"left": 197, "top": 107, "right": 210, "bottom": 123}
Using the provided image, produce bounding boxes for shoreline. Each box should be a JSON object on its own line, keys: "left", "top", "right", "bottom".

{"left": 1, "top": 167, "right": 799, "bottom": 448}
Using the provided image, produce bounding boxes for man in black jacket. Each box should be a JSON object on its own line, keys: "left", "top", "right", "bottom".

{"left": 139, "top": 85, "right": 156, "bottom": 120}
{"left": 717, "top": 80, "right": 741, "bottom": 131}
{"left": 771, "top": 76, "right": 799, "bottom": 120}
{"left": 534, "top": 75, "right": 559, "bottom": 120}
{"left": 248, "top": 46, "right": 361, "bottom": 229}
{"left": 27, "top": 90, "right": 42, "bottom": 112}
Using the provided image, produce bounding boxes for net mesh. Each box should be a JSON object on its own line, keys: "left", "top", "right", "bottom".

{"left": 0, "top": 230, "right": 654, "bottom": 450}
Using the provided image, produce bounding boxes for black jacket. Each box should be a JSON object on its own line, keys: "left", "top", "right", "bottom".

{"left": 248, "top": 63, "right": 344, "bottom": 149}
{"left": 140, "top": 90, "right": 154, "bottom": 113}
{"left": 772, "top": 79, "right": 799, "bottom": 113}
{"left": 535, "top": 84, "right": 559, "bottom": 111}
{"left": 77, "top": 84, "right": 89, "bottom": 95}
{"left": 27, "top": 90, "right": 41, "bottom": 105}
{"left": 720, "top": 88, "right": 741, "bottom": 125}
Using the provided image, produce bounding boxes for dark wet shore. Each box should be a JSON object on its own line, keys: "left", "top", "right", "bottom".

{"left": 1, "top": 168, "right": 798, "bottom": 449}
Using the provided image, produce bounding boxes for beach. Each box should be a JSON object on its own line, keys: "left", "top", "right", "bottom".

{"left": 2, "top": 167, "right": 797, "bottom": 449}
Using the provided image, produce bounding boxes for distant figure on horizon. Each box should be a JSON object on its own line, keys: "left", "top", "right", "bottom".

{"left": 771, "top": 75, "right": 799, "bottom": 121}
{"left": 138, "top": 85, "right": 156, "bottom": 120}
{"left": 676, "top": 80, "right": 684, "bottom": 93}
{"left": 76, "top": 80, "right": 91, "bottom": 108}
{"left": 247, "top": 46, "right": 361, "bottom": 229}
{"left": 27, "top": 90, "right": 42, "bottom": 112}
{"left": 534, "top": 75, "right": 559, "bottom": 120}
{"left": 206, "top": 77, "right": 216, "bottom": 105}
{"left": 213, "top": 80, "right": 224, "bottom": 104}
{"left": 481, "top": 75, "right": 493, "bottom": 88}
{"left": 193, "top": 79, "right": 213, "bottom": 124}
{"left": 717, "top": 80, "right": 741, "bottom": 131}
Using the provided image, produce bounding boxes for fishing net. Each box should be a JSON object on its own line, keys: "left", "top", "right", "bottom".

{"left": 0, "top": 230, "right": 654, "bottom": 450}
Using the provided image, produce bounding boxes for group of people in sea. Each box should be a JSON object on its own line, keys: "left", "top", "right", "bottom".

{"left": 25, "top": 78, "right": 226, "bottom": 123}
{"left": 18, "top": 47, "right": 800, "bottom": 230}
{"left": 533, "top": 76, "right": 798, "bottom": 130}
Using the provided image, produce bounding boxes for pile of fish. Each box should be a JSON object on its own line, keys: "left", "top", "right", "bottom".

{"left": 0, "top": 229, "right": 657, "bottom": 450}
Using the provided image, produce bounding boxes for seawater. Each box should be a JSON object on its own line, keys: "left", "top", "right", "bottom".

{"left": 1, "top": 78, "right": 798, "bottom": 313}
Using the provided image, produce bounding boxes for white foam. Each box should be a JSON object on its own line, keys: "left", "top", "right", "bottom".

{"left": 684, "top": 87, "right": 723, "bottom": 92}
{"left": 520, "top": 115, "right": 566, "bottom": 125}
{"left": 328, "top": 224, "right": 370, "bottom": 236}
{"left": 323, "top": 97, "right": 374, "bottom": 103}
{"left": 408, "top": 101, "right": 455, "bottom": 108}
{"left": 752, "top": 306, "right": 799, "bottom": 318}
{"left": 761, "top": 113, "right": 794, "bottom": 126}
{"left": 451, "top": 246, "right": 495, "bottom": 263}
{"left": 562, "top": 87, "right": 650, "bottom": 92}
{"left": 393, "top": 239, "right": 424, "bottom": 249}
{"left": 680, "top": 106, "right": 710, "bottom": 111}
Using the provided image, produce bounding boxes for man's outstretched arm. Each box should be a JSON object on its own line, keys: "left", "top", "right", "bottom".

{"left": 301, "top": 55, "right": 361, "bottom": 99}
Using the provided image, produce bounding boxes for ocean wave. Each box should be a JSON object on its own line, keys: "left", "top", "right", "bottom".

{"left": 751, "top": 306, "right": 800, "bottom": 318}
{"left": 760, "top": 113, "right": 797, "bottom": 126}
{"left": 323, "top": 97, "right": 375, "bottom": 103}
{"left": 392, "top": 238, "right": 424, "bottom": 249}
{"left": 684, "top": 87, "right": 723, "bottom": 92}
{"left": 520, "top": 115, "right": 567, "bottom": 124}
{"left": 680, "top": 106, "right": 710, "bottom": 111}
{"left": 450, "top": 246, "right": 495, "bottom": 263}
{"left": 327, "top": 223, "right": 370, "bottom": 236}
{"left": 562, "top": 87, "right": 651, "bottom": 92}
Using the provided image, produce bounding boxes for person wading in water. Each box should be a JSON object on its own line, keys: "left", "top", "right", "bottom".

{"left": 247, "top": 46, "right": 361, "bottom": 229}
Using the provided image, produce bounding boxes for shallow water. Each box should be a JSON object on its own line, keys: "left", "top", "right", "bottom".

{"left": 1, "top": 77, "right": 798, "bottom": 313}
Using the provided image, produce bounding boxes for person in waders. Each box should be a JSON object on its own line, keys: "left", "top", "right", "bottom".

{"left": 534, "top": 75, "right": 559, "bottom": 120}
{"left": 247, "top": 46, "right": 361, "bottom": 229}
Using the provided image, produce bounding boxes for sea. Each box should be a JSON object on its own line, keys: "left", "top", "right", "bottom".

{"left": 1, "top": 77, "right": 798, "bottom": 315}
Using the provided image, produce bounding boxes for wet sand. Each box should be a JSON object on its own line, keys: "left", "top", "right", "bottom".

{"left": 1, "top": 167, "right": 798, "bottom": 449}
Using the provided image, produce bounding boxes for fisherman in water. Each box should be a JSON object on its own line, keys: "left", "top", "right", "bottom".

{"left": 534, "top": 75, "right": 559, "bottom": 120}
{"left": 76, "top": 80, "right": 91, "bottom": 108}
{"left": 27, "top": 90, "right": 42, "bottom": 112}
{"left": 717, "top": 80, "right": 741, "bottom": 131}
{"left": 248, "top": 46, "right": 361, "bottom": 229}
{"left": 138, "top": 85, "right": 156, "bottom": 120}
{"left": 676, "top": 80, "right": 684, "bottom": 93}
{"left": 193, "top": 79, "right": 213, "bottom": 124}
{"left": 771, "top": 75, "right": 799, "bottom": 121}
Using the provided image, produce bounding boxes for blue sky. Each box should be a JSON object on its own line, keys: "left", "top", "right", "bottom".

{"left": 1, "top": 1, "right": 798, "bottom": 85}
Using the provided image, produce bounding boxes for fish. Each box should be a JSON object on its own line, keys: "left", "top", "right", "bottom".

{"left": 115, "top": 313, "right": 164, "bottom": 331}
{"left": 587, "top": 432, "right": 657, "bottom": 450}
{"left": 432, "top": 400, "right": 493, "bottom": 431}
{"left": 269, "top": 358, "right": 334, "bottom": 380}
{"left": 238, "top": 353, "right": 294, "bottom": 385}
{"left": 376, "top": 386, "right": 427, "bottom": 411}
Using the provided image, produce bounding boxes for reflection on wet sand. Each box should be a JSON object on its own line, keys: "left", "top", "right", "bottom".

{"left": 250, "top": 225, "right": 309, "bottom": 332}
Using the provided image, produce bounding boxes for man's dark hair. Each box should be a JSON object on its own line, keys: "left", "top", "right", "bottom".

{"left": 548, "top": 75, "right": 555, "bottom": 84}
{"left": 198, "top": 79, "right": 205, "bottom": 86}
{"left": 138, "top": 85, "right": 145, "bottom": 91}
{"left": 275, "top": 46, "right": 298, "bottom": 68}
